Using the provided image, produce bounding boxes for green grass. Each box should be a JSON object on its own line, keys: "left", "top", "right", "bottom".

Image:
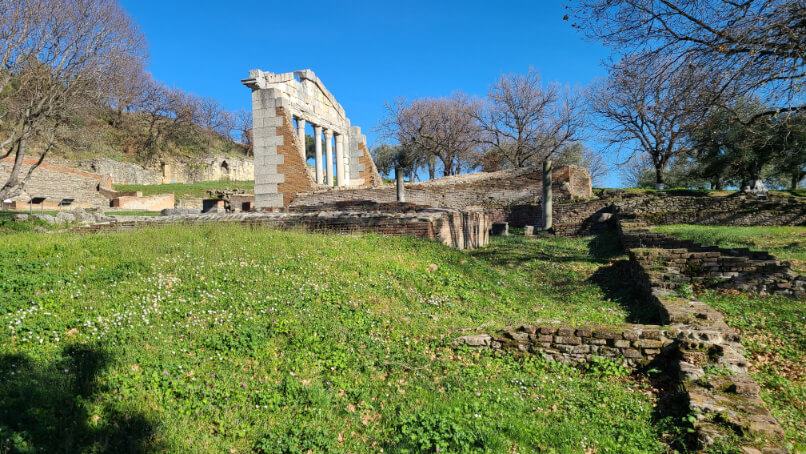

{"left": 696, "top": 290, "right": 805, "bottom": 451}
{"left": 652, "top": 225, "right": 806, "bottom": 275}
{"left": 0, "top": 225, "right": 680, "bottom": 453}
{"left": 113, "top": 180, "right": 254, "bottom": 201}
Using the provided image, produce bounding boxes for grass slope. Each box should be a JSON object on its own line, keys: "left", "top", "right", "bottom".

{"left": 652, "top": 225, "right": 806, "bottom": 274}
{"left": 697, "top": 290, "right": 805, "bottom": 451}
{"left": 113, "top": 180, "right": 255, "bottom": 201}
{"left": 0, "top": 225, "right": 677, "bottom": 453}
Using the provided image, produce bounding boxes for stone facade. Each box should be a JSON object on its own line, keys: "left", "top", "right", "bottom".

{"left": 1, "top": 157, "right": 113, "bottom": 208}
{"left": 73, "top": 201, "right": 490, "bottom": 250}
{"left": 75, "top": 156, "right": 254, "bottom": 185}
{"left": 243, "top": 69, "right": 381, "bottom": 209}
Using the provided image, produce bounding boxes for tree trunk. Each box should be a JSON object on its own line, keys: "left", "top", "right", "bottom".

{"left": 395, "top": 165, "right": 405, "bottom": 202}
{"left": 654, "top": 165, "right": 665, "bottom": 190}
{"left": 542, "top": 159, "right": 553, "bottom": 231}
{"left": 0, "top": 135, "right": 26, "bottom": 200}
{"left": 791, "top": 173, "right": 802, "bottom": 191}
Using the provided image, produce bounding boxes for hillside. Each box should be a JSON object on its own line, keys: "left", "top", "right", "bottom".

{"left": 6, "top": 106, "right": 250, "bottom": 167}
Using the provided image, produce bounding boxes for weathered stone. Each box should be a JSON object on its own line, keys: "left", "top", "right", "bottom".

{"left": 592, "top": 329, "right": 619, "bottom": 339}
{"left": 12, "top": 213, "right": 28, "bottom": 222}
{"left": 455, "top": 334, "right": 491, "bottom": 347}
{"left": 553, "top": 336, "right": 581, "bottom": 345}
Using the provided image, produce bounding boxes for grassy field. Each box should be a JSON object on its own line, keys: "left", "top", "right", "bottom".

{"left": 113, "top": 180, "right": 254, "bottom": 201}
{"left": 652, "top": 225, "right": 806, "bottom": 274}
{"left": 696, "top": 290, "right": 805, "bottom": 451}
{"left": 0, "top": 225, "right": 686, "bottom": 453}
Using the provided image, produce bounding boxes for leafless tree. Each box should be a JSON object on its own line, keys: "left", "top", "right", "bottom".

{"left": 235, "top": 109, "right": 253, "bottom": 155}
{"left": 0, "top": 0, "right": 146, "bottom": 199}
{"left": 195, "top": 96, "right": 225, "bottom": 153}
{"left": 476, "top": 70, "right": 556, "bottom": 167}
{"left": 588, "top": 55, "right": 720, "bottom": 188}
{"left": 378, "top": 93, "right": 480, "bottom": 177}
{"left": 569, "top": 0, "right": 806, "bottom": 113}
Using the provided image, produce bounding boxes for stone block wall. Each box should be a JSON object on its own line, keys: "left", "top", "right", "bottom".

{"left": 111, "top": 193, "right": 175, "bottom": 212}
{"left": 458, "top": 323, "right": 674, "bottom": 369}
{"left": 620, "top": 221, "right": 805, "bottom": 298}
{"left": 1, "top": 157, "right": 113, "bottom": 208}
{"left": 74, "top": 202, "right": 490, "bottom": 250}
{"left": 457, "top": 218, "right": 790, "bottom": 451}
{"left": 614, "top": 192, "right": 806, "bottom": 226}
{"left": 291, "top": 166, "right": 593, "bottom": 210}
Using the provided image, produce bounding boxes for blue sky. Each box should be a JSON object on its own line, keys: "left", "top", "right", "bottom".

{"left": 119, "top": 0, "right": 618, "bottom": 185}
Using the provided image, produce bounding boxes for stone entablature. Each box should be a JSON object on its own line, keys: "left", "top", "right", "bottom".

{"left": 242, "top": 69, "right": 381, "bottom": 209}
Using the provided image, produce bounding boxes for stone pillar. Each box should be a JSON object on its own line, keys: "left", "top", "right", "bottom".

{"left": 342, "top": 134, "right": 350, "bottom": 186}
{"left": 395, "top": 165, "right": 405, "bottom": 202}
{"left": 296, "top": 118, "right": 306, "bottom": 156}
{"left": 335, "top": 133, "right": 345, "bottom": 186}
{"left": 324, "top": 129, "right": 334, "bottom": 187}
{"left": 314, "top": 125, "right": 323, "bottom": 185}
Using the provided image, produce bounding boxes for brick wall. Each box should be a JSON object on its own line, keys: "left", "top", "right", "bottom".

{"left": 275, "top": 107, "right": 316, "bottom": 206}
{"left": 357, "top": 142, "right": 383, "bottom": 187}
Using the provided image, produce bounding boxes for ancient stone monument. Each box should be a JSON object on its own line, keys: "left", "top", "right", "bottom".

{"left": 242, "top": 69, "right": 381, "bottom": 209}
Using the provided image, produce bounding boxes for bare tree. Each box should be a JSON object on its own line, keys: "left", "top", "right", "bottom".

{"left": 476, "top": 69, "right": 556, "bottom": 167}
{"left": 570, "top": 0, "right": 806, "bottom": 112}
{"left": 196, "top": 96, "right": 225, "bottom": 153}
{"left": 378, "top": 93, "right": 480, "bottom": 177}
{"left": 0, "top": 0, "right": 146, "bottom": 199}
{"left": 235, "top": 109, "right": 253, "bottom": 155}
{"left": 588, "top": 55, "right": 719, "bottom": 188}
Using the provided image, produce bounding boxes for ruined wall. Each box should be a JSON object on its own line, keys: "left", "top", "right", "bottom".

{"left": 291, "top": 166, "right": 593, "bottom": 209}
{"left": 243, "top": 69, "right": 383, "bottom": 209}
{"left": 74, "top": 202, "right": 490, "bottom": 250}
{"left": 75, "top": 156, "right": 254, "bottom": 185}
{"left": 614, "top": 192, "right": 806, "bottom": 226}
{"left": 1, "top": 157, "right": 112, "bottom": 208}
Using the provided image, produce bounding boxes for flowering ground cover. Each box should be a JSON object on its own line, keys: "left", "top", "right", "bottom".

{"left": 0, "top": 225, "right": 683, "bottom": 452}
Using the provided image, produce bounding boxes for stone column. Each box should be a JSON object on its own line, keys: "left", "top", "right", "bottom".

{"left": 335, "top": 133, "right": 345, "bottom": 186}
{"left": 314, "top": 125, "right": 323, "bottom": 184}
{"left": 342, "top": 134, "right": 350, "bottom": 186}
{"left": 296, "top": 118, "right": 306, "bottom": 156}
{"left": 324, "top": 129, "right": 334, "bottom": 187}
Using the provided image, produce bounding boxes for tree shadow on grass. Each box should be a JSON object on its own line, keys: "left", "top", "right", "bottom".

{"left": 588, "top": 260, "right": 662, "bottom": 324}
{"left": 0, "top": 345, "right": 163, "bottom": 453}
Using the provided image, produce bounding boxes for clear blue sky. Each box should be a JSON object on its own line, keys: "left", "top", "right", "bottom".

{"left": 119, "top": 0, "right": 619, "bottom": 186}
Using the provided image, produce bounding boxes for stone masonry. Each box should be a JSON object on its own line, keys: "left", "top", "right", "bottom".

{"left": 242, "top": 69, "right": 381, "bottom": 209}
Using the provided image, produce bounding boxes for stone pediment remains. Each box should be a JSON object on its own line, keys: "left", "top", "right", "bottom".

{"left": 242, "top": 69, "right": 382, "bottom": 209}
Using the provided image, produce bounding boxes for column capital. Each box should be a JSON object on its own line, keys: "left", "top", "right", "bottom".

{"left": 323, "top": 129, "right": 333, "bottom": 138}
{"left": 313, "top": 125, "right": 323, "bottom": 132}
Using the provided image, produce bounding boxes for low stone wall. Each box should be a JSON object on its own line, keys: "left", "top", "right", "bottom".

{"left": 457, "top": 323, "right": 673, "bottom": 369}
{"left": 73, "top": 202, "right": 490, "bottom": 250}
{"left": 619, "top": 221, "right": 787, "bottom": 452}
{"left": 614, "top": 192, "right": 806, "bottom": 226}
{"left": 620, "top": 221, "right": 805, "bottom": 298}
{"left": 75, "top": 156, "right": 255, "bottom": 185}
{"left": 457, "top": 219, "right": 789, "bottom": 451}
{"left": 111, "top": 193, "right": 175, "bottom": 212}
{"left": 291, "top": 165, "right": 593, "bottom": 210}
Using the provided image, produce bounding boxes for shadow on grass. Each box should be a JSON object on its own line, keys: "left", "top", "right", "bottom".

{"left": 0, "top": 344, "right": 162, "bottom": 453}
{"left": 470, "top": 230, "right": 625, "bottom": 267}
{"left": 588, "top": 260, "right": 661, "bottom": 325}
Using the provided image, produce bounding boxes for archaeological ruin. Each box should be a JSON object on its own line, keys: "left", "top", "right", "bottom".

{"left": 242, "top": 69, "right": 383, "bottom": 209}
